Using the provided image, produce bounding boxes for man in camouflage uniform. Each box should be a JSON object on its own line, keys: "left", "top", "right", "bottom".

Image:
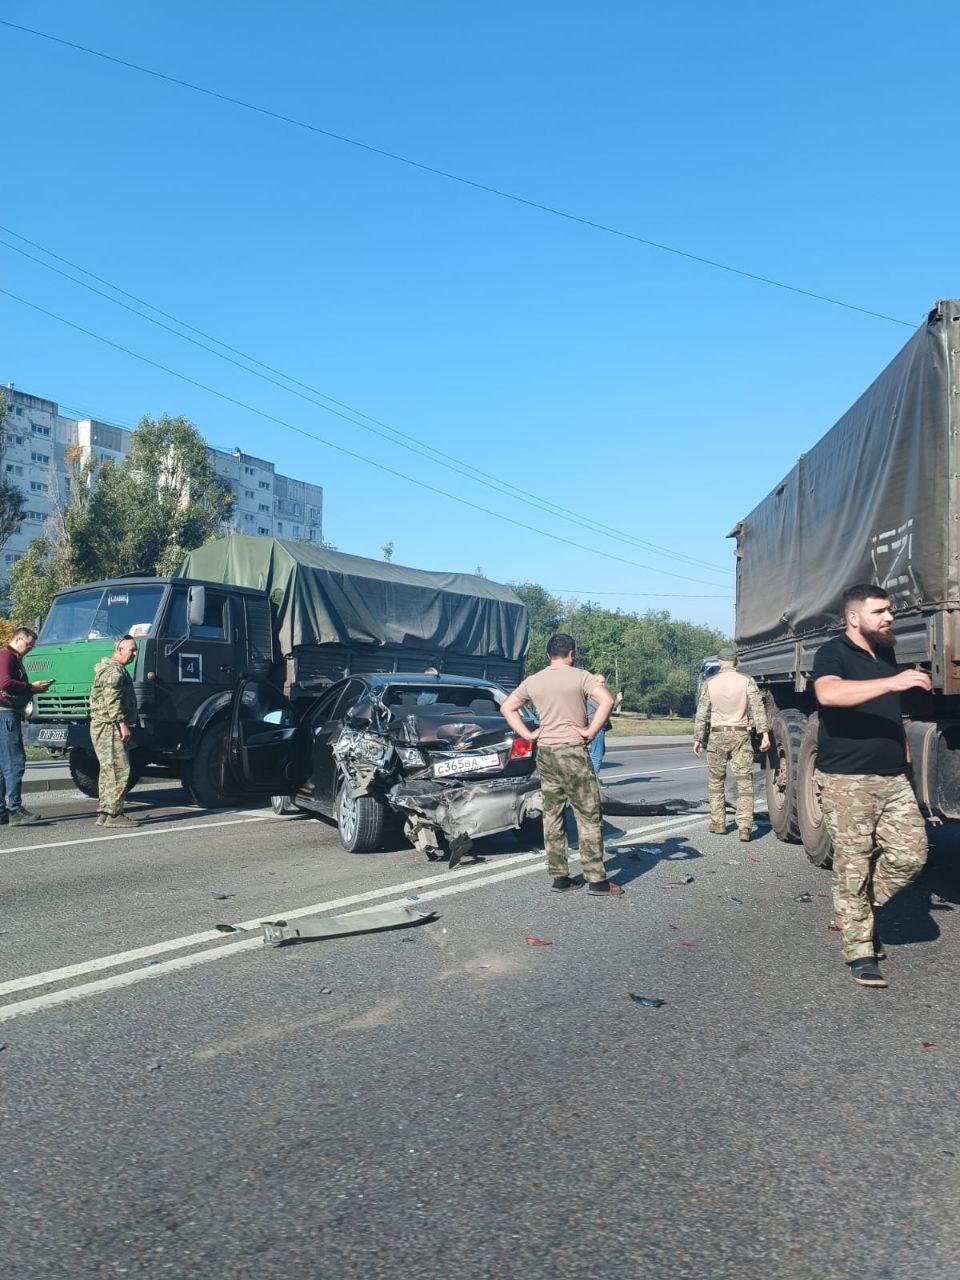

{"left": 813, "top": 584, "right": 931, "bottom": 988}
{"left": 500, "top": 634, "right": 623, "bottom": 897}
{"left": 89, "top": 634, "right": 139, "bottom": 828}
{"left": 693, "top": 647, "right": 769, "bottom": 841}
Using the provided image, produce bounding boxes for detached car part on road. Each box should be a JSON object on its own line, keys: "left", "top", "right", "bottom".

{"left": 228, "top": 674, "right": 542, "bottom": 859}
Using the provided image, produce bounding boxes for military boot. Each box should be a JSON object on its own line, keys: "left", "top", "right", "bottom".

{"left": 103, "top": 813, "right": 136, "bottom": 828}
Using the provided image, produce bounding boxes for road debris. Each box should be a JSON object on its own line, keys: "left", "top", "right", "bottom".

{"left": 794, "top": 892, "right": 813, "bottom": 904}
{"left": 210, "top": 890, "right": 233, "bottom": 901}
{"left": 215, "top": 923, "right": 247, "bottom": 933}
{"left": 920, "top": 1041, "right": 936, "bottom": 1049}
{"left": 629, "top": 994, "right": 666, "bottom": 1008}
{"left": 524, "top": 936, "right": 553, "bottom": 947}
{"left": 725, "top": 859, "right": 741, "bottom": 866}
{"left": 261, "top": 903, "right": 437, "bottom": 945}
{"left": 146, "top": 1062, "right": 162, "bottom": 1072}
{"left": 667, "top": 875, "right": 695, "bottom": 886}
{"left": 680, "top": 940, "right": 697, "bottom": 948}
{"left": 319, "top": 986, "right": 333, "bottom": 995}
{"left": 728, "top": 895, "right": 743, "bottom": 904}
{"left": 142, "top": 958, "right": 160, "bottom": 967}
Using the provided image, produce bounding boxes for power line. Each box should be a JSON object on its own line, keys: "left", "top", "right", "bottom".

{"left": 0, "top": 285, "right": 731, "bottom": 587}
{"left": 0, "top": 19, "right": 917, "bottom": 332}
{"left": 0, "top": 225, "right": 731, "bottom": 576}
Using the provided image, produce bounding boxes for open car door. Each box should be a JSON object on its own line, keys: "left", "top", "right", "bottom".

{"left": 227, "top": 677, "right": 310, "bottom": 796}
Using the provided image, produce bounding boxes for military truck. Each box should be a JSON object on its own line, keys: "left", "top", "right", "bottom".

{"left": 21, "top": 536, "right": 528, "bottom": 807}
{"left": 730, "top": 299, "right": 960, "bottom": 866}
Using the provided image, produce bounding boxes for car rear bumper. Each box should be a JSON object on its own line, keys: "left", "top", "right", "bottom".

{"left": 389, "top": 775, "right": 542, "bottom": 842}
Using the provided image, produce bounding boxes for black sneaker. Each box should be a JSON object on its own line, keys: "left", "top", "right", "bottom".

{"left": 849, "top": 958, "right": 888, "bottom": 988}
{"left": 551, "top": 875, "right": 583, "bottom": 893}
{"left": 8, "top": 808, "right": 40, "bottom": 826}
{"left": 586, "top": 881, "right": 625, "bottom": 897}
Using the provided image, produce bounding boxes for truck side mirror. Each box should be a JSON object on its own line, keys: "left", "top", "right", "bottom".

{"left": 186, "top": 585, "right": 206, "bottom": 628}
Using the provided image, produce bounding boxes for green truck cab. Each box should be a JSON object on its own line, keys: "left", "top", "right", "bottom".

{"left": 23, "top": 576, "right": 275, "bottom": 806}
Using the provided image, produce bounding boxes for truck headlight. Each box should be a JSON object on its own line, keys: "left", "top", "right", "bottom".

{"left": 23, "top": 699, "right": 34, "bottom": 721}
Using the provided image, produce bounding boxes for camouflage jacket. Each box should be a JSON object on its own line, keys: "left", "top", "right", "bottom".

{"left": 89, "top": 656, "right": 137, "bottom": 730}
{"left": 694, "top": 670, "right": 768, "bottom": 742}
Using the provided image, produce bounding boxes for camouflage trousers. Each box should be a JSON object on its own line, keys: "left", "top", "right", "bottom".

{"left": 815, "top": 770, "right": 928, "bottom": 962}
{"left": 92, "top": 722, "right": 130, "bottom": 818}
{"left": 706, "top": 727, "right": 755, "bottom": 832}
{"left": 537, "top": 743, "right": 606, "bottom": 883}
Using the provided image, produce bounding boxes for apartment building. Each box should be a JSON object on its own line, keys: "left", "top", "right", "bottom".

{"left": 0, "top": 385, "right": 324, "bottom": 570}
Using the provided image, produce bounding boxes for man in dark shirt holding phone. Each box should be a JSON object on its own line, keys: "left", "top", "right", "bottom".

{"left": 813, "top": 584, "right": 930, "bottom": 988}
{"left": 0, "top": 626, "right": 54, "bottom": 825}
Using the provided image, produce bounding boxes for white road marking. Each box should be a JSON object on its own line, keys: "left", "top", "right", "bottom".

{"left": 0, "top": 813, "right": 704, "bottom": 1022}
{"left": 0, "top": 812, "right": 272, "bottom": 856}
{"left": 601, "top": 764, "right": 703, "bottom": 785}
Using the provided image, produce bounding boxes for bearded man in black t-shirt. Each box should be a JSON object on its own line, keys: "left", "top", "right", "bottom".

{"left": 812, "top": 584, "right": 931, "bottom": 989}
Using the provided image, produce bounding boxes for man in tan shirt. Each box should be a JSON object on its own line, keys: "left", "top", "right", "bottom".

{"left": 693, "top": 647, "right": 770, "bottom": 840}
{"left": 501, "top": 633, "right": 622, "bottom": 896}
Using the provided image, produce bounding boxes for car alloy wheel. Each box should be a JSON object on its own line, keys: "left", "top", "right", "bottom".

{"left": 338, "top": 787, "right": 358, "bottom": 844}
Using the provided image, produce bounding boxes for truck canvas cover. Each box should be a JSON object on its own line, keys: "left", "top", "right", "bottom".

{"left": 177, "top": 535, "right": 529, "bottom": 662}
{"left": 732, "top": 300, "right": 960, "bottom": 647}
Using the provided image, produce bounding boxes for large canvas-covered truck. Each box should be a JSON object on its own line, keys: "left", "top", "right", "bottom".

{"left": 20, "top": 536, "right": 528, "bottom": 806}
{"left": 730, "top": 299, "right": 960, "bottom": 866}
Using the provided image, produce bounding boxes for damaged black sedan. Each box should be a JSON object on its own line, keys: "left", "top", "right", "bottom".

{"left": 227, "top": 674, "right": 542, "bottom": 862}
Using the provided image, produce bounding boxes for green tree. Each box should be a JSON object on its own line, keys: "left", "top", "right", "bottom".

{"left": 8, "top": 414, "right": 234, "bottom": 627}
{"left": 66, "top": 415, "right": 234, "bottom": 579}
{"left": 0, "top": 392, "right": 27, "bottom": 562}
{"left": 8, "top": 536, "right": 65, "bottom": 627}
{"left": 509, "top": 582, "right": 563, "bottom": 676}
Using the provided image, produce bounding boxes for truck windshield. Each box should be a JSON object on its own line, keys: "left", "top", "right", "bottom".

{"left": 39, "top": 585, "right": 166, "bottom": 645}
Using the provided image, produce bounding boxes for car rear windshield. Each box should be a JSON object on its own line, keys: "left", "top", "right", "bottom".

{"left": 39, "top": 585, "right": 166, "bottom": 645}
{"left": 383, "top": 684, "right": 505, "bottom": 716}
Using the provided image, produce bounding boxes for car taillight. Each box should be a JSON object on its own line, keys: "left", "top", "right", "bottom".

{"left": 508, "top": 735, "right": 534, "bottom": 760}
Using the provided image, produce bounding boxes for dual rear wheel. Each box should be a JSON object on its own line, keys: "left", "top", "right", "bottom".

{"left": 764, "top": 708, "right": 833, "bottom": 868}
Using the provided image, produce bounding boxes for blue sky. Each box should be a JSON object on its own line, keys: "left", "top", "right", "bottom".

{"left": 2, "top": 1, "right": 956, "bottom": 634}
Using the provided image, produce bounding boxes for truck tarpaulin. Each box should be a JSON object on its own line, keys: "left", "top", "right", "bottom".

{"left": 731, "top": 301, "right": 960, "bottom": 648}
{"left": 176, "top": 535, "right": 529, "bottom": 662}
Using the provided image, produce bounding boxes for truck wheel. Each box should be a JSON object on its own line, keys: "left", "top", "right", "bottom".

{"left": 337, "top": 786, "right": 386, "bottom": 853}
{"left": 796, "top": 714, "right": 834, "bottom": 868}
{"left": 765, "top": 709, "right": 805, "bottom": 842}
{"left": 69, "top": 748, "right": 144, "bottom": 798}
{"left": 183, "top": 722, "right": 240, "bottom": 809}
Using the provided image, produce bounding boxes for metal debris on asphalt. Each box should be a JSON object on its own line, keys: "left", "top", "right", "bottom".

{"left": 794, "top": 892, "right": 813, "bottom": 904}
{"left": 261, "top": 903, "right": 437, "bottom": 945}
{"left": 142, "top": 958, "right": 160, "bottom": 967}
{"left": 147, "top": 1062, "right": 162, "bottom": 1072}
{"left": 629, "top": 994, "right": 666, "bottom": 1008}
{"left": 728, "top": 895, "right": 743, "bottom": 904}
{"left": 667, "top": 875, "right": 695, "bottom": 885}
{"left": 524, "top": 936, "right": 553, "bottom": 947}
{"left": 215, "top": 923, "right": 247, "bottom": 933}
{"left": 210, "top": 890, "right": 233, "bottom": 900}
{"left": 319, "top": 986, "right": 333, "bottom": 995}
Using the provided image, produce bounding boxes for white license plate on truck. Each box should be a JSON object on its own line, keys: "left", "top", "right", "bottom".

{"left": 37, "top": 727, "right": 68, "bottom": 744}
{"left": 433, "top": 753, "right": 500, "bottom": 778}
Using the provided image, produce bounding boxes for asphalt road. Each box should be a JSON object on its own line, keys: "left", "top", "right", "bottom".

{"left": 2, "top": 743, "right": 959, "bottom": 1279}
